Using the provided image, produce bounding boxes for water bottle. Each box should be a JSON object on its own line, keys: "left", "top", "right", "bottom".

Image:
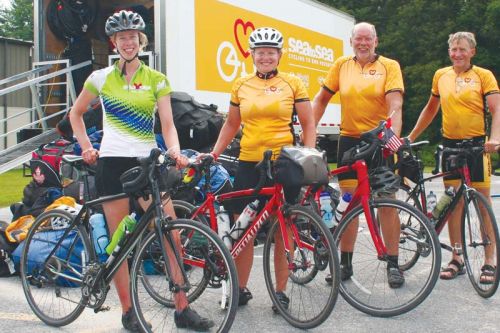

{"left": 431, "top": 187, "right": 455, "bottom": 220}
{"left": 335, "top": 192, "right": 352, "bottom": 224}
{"left": 106, "top": 213, "right": 137, "bottom": 255}
{"left": 230, "top": 200, "right": 259, "bottom": 240}
{"left": 217, "top": 206, "right": 232, "bottom": 249}
{"left": 89, "top": 213, "right": 109, "bottom": 260}
{"left": 319, "top": 192, "right": 334, "bottom": 228}
{"left": 426, "top": 191, "right": 437, "bottom": 216}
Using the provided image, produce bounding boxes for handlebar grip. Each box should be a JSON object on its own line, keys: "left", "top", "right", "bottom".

{"left": 253, "top": 150, "right": 273, "bottom": 195}
{"left": 341, "top": 140, "right": 378, "bottom": 165}
{"left": 431, "top": 145, "right": 443, "bottom": 175}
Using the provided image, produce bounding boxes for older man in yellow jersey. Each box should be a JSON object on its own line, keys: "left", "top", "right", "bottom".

{"left": 408, "top": 32, "right": 500, "bottom": 282}
{"left": 313, "top": 22, "right": 405, "bottom": 288}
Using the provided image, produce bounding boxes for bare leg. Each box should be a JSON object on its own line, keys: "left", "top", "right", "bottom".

{"left": 274, "top": 224, "right": 294, "bottom": 292}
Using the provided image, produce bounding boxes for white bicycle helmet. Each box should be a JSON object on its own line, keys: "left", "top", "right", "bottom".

{"left": 105, "top": 10, "right": 145, "bottom": 36}
{"left": 249, "top": 27, "right": 284, "bottom": 49}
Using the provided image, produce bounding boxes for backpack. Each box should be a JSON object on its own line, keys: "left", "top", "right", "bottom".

{"left": 29, "top": 159, "right": 61, "bottom": 188}
{"left": 155, "top": 92, "right": 224, "bottom": 151}
{"left": 0, "top": 221, "right": 17, "bottom": 277}
{"left": 32, "top": 138, "right": 75, "bottom": 172}
{"left": 56, "top": 101, "right": 103, "bottom": 140}
{"left": 12, "top": 228, "right": 84, "bottom": 287}
{"left": 11, "top": 181, "right": 63, "bottom": 220}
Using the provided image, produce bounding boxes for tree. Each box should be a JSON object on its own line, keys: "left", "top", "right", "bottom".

{"left": 0, "top": 0, "right": 33, "bottom": 41}
{"left": 318, "top": 0, "right": 499, "bottom": 143}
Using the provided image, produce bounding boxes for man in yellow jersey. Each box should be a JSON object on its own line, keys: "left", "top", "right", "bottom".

{"left": 313, "top": 22, "right": 405, "bottom": 288}
{"left": 408, "top": 32, "right": 500, "bottom": 282}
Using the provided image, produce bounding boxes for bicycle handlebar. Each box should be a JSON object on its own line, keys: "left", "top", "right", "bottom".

{"left": 253, "top": 150, "right": 273, "bottom": 195}
{"left": 431, "top": 139, "right": 484, "bottom": 175}
{"left": 341, "top": 120, "right": 386, "bottom": 165}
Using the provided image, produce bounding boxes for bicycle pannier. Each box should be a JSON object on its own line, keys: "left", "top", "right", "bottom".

{"left": 274, "top": 146, "right": 329, "bottom": 187}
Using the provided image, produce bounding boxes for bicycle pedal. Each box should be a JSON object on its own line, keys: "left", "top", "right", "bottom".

{"left": 94, "top": 306, "right": 110, "bottom": 313}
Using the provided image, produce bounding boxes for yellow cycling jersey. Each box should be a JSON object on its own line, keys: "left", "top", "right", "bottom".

{"left": 230, "top": 71, "right": 309, "bottom": 162}
{"left": 431, "top": 65, "right": 499, "bottom": 139}
{"left": 323, "top": 55, "right": 404, "bottom": 137}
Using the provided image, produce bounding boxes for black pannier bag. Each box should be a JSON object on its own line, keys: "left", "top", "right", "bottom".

{"left": 398, "top": 151, "right": 422, "bottom": 184}
{"left": 274, "top": 146, "right": 329, "bottom": 188}
{"left": 155, "top": 92, "right": 224, "bottom": 151}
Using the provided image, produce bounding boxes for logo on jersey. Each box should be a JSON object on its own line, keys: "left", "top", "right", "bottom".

{"left": 122, "top": 83, "right": 151, "bottom": 92}
{"left": 362, "top": 70, "right": 383, "bottom": 79}
{"left": 264, "top": 86, "right": 283, "bottom": 95}
{"left": 455, "top": 77, "right": 477, "bottom": 93}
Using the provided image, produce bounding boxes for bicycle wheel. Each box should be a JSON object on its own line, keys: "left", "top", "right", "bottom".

{"left": 332, "top": 198, "right": 440, "bottom": 317}
{"left": 139, "top": 200, "right": 212, "bottom": 306}
{"left": 290, "top": 191, "right": 321, "bottom": 284}
{"left": 20, "top": 209, "right": 92, "bottom": 326}
{"left": 462, "top": 189, "right": 500, "bottom": 298}
{"left": 395, "top": 184, "right": 426, "bottom": 271}
{"left": 131, "top": 218, "right": 238, "bottom": 333}
{"left": 263, "top": 205, "right": 340, "bottom": 329}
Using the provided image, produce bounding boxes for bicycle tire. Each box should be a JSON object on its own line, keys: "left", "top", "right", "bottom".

{"left": 332, "top": 198, "right": 440, "bottom": 317}
{"left": 138, "top": 200, "right": 212, "bottom": 306}
{"left": 262, "top": 205, "right": 340, "bottom": 329}
{"left": 462, "top": 189, "right": 500, "bottom": 298}
{"left": 20, "top": 209, "right": 92, "bottom": 326}
{"left": 131, "top": 218, "right": 239, "bottom": 333}
{"left": 395, "top": 185, "right": 426, "bottom": 271}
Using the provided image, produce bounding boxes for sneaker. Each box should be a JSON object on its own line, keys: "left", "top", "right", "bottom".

{"left": 174, "top": 307, "right": 215, "bottom": 331}
{"left": 387, "top": 267, "right": 405, "bottom": 289}
{"left": 272, "top": 291, "right": 290, "bottom": 313}
{"left": 122, "top": 309, "right": 150, "bottom": 332}
{"left": 325, "top": 264, "right": 353, "bottom": 284}
{"left": 238, "top": 287, "right": 253, "bottom": 306}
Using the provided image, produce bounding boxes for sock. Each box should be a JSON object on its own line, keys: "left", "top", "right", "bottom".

{"left": 340, "top": 251, "right": 353, "bottom": 267}
{"left": 387, "top": 255, "right": 399, "bottom": 268}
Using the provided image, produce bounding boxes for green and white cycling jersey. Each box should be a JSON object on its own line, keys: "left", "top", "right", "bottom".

{"left": 84, "top": 61, "right": 172, "bottom": 157}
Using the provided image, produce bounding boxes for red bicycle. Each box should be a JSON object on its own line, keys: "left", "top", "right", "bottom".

{"left": 302, "top": 121, "right": 441, "bottom": 317}
{"left": 177, "top": 150, "right": 340, "bottom": 329}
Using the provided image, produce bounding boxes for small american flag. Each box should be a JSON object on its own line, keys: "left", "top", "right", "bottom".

{"left": 379, "top": 117, "right": 403, "bottom": 156}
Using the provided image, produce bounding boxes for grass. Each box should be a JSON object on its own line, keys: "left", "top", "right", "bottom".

{"left": 0, "top": 168, "right": 32, "bottom": 207}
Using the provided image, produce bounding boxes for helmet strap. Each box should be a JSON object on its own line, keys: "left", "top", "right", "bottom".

{"left": 118, "top": 51, "right": 140, "bottom": 76}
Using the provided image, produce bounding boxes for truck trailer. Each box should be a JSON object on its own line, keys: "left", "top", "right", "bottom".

{"left": 34, "top": 0, "right": 355, "bottom": 156}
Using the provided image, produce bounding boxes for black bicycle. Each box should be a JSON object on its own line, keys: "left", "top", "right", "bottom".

{"left": 397, "top": 139, "right": 500, "bottom": 298}
{"left": 19, "top": 149, "right": 239, "bottom": 332}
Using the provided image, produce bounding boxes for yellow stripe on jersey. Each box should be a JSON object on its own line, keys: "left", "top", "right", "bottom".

{"left": 323, "top": 55, "right": 404, "bottom": 138}
{"left": 432, "top": 65, "right": 500, "bottom": 139}
{"left": 230, "top": 72, "right": 309, "bottom": 162}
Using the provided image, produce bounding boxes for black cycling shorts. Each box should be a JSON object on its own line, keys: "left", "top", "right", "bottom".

{"left": 227, "top": 160, "right": 300, "bottom": 214}
{"left": 95, "top": 157, "right": 139, "bottom": 197}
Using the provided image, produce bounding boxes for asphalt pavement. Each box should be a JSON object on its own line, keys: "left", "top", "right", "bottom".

{"left": 1, "top": 176, "right": 500, "bottom": 332}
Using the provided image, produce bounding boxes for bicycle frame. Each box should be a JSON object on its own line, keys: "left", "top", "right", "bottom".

{"left": 405, "top": 149, "right": 474, "bottom": 236}
{"left": 42, "top": 156, "right": 192, "bottom": 296}
{"left": 190, "top": 182, "right": 307, "bottom": 269}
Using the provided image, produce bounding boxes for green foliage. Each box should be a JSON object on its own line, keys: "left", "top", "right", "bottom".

{"left": 318, "top": 0, "right": 499, "bottom": 143}
{"left": 0, "top": 0, "right": 33, "bottom": 41}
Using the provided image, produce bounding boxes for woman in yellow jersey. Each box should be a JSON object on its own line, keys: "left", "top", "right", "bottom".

{"left": 408, "top": 32, "right": 500, "bottom": 281}
{"left": 209, "top": 27, "right": 316, "bottom": 309}
{"left": 71, "top": 10, "right": 213, "bottom": 331}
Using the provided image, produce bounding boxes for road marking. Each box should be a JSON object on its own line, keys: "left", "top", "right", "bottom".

{"left": 0, "top": 312, "right": 39, "bottom": 322}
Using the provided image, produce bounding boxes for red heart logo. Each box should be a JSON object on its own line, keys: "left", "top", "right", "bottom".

{"left": 234, "top": 19, "right": 255, "bottom": 58}
{"left": 369, "top": 69, "right": 376, "bottom": 75}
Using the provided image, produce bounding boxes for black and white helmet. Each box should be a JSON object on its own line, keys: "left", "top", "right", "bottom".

{"left": 105, "top": 10, "right": 145, "bottom": 37}
{"left": 249, "top": 27, "right": 284, "bottom": 49}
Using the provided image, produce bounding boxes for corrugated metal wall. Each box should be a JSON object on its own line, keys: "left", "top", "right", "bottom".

{"left": 0, "top": 37, "right": 33, "bottom": 108}
{"left": 1, "top": 37, "right": 34, "bottom": 150}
